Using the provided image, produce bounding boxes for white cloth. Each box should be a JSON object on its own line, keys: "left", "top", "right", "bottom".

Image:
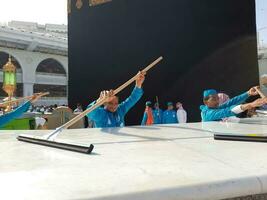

{"left": 231, "top": 105, "right": 243, "bottom": 114}
{"left": 35, "top": 117, "right": 46, "bottom": 127}
{"left": 177, "top": 108, "right": 187, "bottom": 123}
{"left": 221, "top": 105, "right": 243, "bottom": 122}
{"left": 74, "top": 108, "right": 83, "bottom": 113}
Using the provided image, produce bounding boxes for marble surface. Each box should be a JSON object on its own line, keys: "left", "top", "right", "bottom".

{"left": 1, "top": 121, "right": 267, "bottom": 200}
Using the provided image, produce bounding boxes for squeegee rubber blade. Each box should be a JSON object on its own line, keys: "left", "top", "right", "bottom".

{"left": 17, "top": 135, "right": 94, "bottom": 154}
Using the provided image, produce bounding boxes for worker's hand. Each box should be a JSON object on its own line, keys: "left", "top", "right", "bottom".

{"left": 135, "top": 71, "right": 146, "bottom": 88}
{"left": 251, "top": 97, "right": 267, "bottom": 108}
{"left": 97, "top": 90, "right": 115, "bottom": 103}
{"left": 248, "top": 86, "right": 259, "bottom": 96}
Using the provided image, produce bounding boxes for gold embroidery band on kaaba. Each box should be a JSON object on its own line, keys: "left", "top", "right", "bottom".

{"left": 89, "top": 0, "right": 112, "bottom": 7}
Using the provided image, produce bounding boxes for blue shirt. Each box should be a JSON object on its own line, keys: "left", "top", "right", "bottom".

{"left": 162, "top": 109, "right": 178, "bottom": 124}
{"left": 0, "top": 101, "right": 31, "bottom": 128}
{"left": 141, "top": 112, "right": 148, "bottom": 126}
{"left": 200, "top": 92, "right": 249, "bottom": 122}
{"left": 87, "top": 87, "right": 143, "bottom": 128}
{"left": 152, "top": 109, "right": 163, "bottom": 124}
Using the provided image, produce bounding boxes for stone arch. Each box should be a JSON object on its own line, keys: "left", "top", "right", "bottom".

{"left": 34, "top": 58, "right": 67, "bottom": 99}
{"left": 0, "top": 51, "right": 23, "bottom": 72}
{"left": 36, "top": 58, "right": 66, "bottom": 75}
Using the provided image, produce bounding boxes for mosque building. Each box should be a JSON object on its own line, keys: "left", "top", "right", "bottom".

{"left": 0, "top": 21, "right": 68, "bottom": 105}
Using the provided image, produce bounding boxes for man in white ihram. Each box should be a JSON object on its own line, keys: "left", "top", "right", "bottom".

{"left": 176, "top": 102, "right": 187, "bottom": 123}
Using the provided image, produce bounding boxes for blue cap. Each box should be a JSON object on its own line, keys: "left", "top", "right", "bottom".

{"left": 203, "top": 89, "right": 217, "bottom": 98}
{"left": 167, "top": 102, "right": 173, "bottom": 106}
{"left": 146, "top": 101, "right": 152, "bottom": 106}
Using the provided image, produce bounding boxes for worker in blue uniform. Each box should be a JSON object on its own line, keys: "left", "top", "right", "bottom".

{"left": 152, "top": 102, "right": 163, "bottom": 124}
{"left": 200, "top": 86, "right": 267, "bottom": 122}
{"left": 87, "top": 71, "right": 145, "bottom": 128}
{"left": 162, "top": 102, "right": 178, "bottom": 124}
{"left": 0, "top": 94, "right": 42, "bottom": 128}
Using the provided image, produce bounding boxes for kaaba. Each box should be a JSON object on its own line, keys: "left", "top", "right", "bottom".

{"left": 68, "top": 0, "right": 258, "bottom": 124}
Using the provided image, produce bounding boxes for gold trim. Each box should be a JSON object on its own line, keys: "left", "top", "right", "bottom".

{"left": 3, "top": 56, "right": 16, "bottom": 72}
{"left": 89, "top": 0, "right": 112, "bottom": 7}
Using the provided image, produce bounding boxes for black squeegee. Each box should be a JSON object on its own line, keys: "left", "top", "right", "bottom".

{"left": 17, "top": 134, "right": 94, "bottom": 154}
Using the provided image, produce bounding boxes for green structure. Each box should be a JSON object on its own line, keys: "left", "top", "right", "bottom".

{"left": 0, "top": 117, "right": 35, "bottom": 130}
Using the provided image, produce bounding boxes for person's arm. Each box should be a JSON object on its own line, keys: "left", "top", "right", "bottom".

{"left": 178, "top": 110, "right": 187, "bottom": 123}
{"left": 86, "top": 101, "right": 105, "bottom": 123}
{"left": 203, "top": 97, "right": 267, "bottom": 121}
{"left": 219, "top": 92, "right": 249, "bottom": 108}
{"left": 177, "top": 110, "right": 182, "bottom": 123}
{"left": 220, "top": 86, "right": 260, "bottom": 108}
{"left": 202, "top": 107, "right": 238, "bottom": 121}
{"left": 184, "top": 110, "right": 187, "bottom": 123}
{"left": 0, "top": 101, "right": 31, "bottom": 127}
{"left": 239, "top": 97, "right": 267, "bottom": 112}
{"left": 119, "top": 71, "right": 145, "bottom": 116}
{"left": 119, "top": 87, "right": 144, "bottom": 116}
{"left": 141, "top": 112, "right": 148, "bottom": 125}
{"left": 228, "top": 97, "right": 267, "bottom": 116}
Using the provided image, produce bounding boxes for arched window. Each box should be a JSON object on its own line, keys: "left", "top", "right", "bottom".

{"left": 0, "top": 51, "right": 22, "bottom": 72}
{"left": 35, "top": 58, "right": 67, "bottom": 98}
{"left": 36, "top": 58, "right": 66, "bottom": 75}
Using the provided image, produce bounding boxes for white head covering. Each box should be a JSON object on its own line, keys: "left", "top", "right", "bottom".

{"left": 218, "top": 93, "right": 230, "bottom": 105}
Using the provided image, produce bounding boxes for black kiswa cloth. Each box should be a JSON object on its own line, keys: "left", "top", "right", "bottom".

{"left": 214, "top": 133, "right": 267, "bottom": 143}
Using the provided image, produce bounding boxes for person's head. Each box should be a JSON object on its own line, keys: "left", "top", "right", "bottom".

{"left": 154, "top": 102, "right": 160, "bottom": 109}
{"left": 145, "top": 101, "right": 152, "bottom": 108}
{"left": 203, "top": 89, "right": 219, "bottom": 108}
{"left": 176, "top": 102, "right": 183, "bottom": 109}
{"left": 167, "top": 102, "right": 174, "bottom": 110}
{"left": 105, "top": 96, "right": 119, "bottom": 113}
{"left": 217, "top": 93, "right": 229, "bottom": 105}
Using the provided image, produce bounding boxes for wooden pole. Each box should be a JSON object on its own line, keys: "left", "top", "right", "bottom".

{"left": 0, "top": 92, "right": 49, "bottom": 107}
{"left": 255, "top": 87, "right": 266, "bottom": 98}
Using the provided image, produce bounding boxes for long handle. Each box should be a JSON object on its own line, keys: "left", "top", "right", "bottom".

{"left": 156, "top": 96, "right": 159, "bottom": 105}
{"left": 113, "top": 56, "right": 163, "bottom": 94}
{"left": 255, "top": 87, "right": 266, "bottom": 98}
{"left": 0, "top": 92, "right": 49, "bottom": 107}
{"left": 61, "top": 56, "right": 163, "bottom": 130}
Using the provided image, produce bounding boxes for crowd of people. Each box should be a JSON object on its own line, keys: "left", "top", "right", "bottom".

{"left": 85, "top": 71, "right": 267, "bottom": 128}
{"left": 141, "top": 101, "right": 187, "bottom": 125}
{"left": 28, "top": 104, "right": 59, "bottom": 114}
